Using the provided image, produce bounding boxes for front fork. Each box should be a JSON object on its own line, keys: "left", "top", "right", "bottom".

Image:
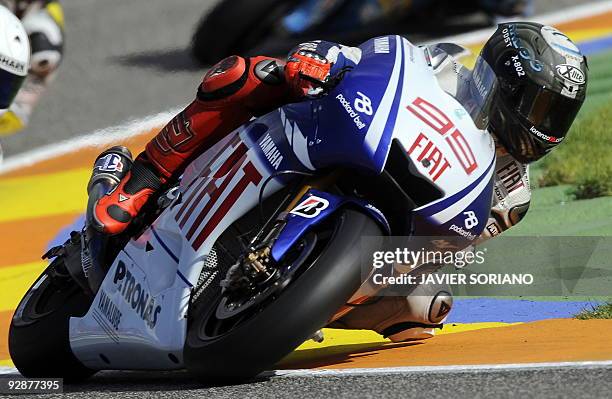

{"left": 237, "top": 171, "right": 391, "bottom": 321}
{"left": 222, "top": 171, "right": 346, "bottom": 290}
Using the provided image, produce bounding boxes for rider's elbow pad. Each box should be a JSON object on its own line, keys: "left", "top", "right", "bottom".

{"left": 197, "top": 55, "right": 289, "bottom": 113}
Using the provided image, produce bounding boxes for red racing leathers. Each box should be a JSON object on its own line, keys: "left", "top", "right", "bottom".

{"left": 93, "top": 50, "right": 332, "bottom": 235}
{"left": 147, "top": 56, "right": 292, "bottom": 181}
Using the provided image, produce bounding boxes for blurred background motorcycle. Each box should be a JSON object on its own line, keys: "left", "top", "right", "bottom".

{"left": 190, "top": 0, "right": 533, "bottom": 64}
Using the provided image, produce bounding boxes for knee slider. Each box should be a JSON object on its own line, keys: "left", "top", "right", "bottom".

{"left": 381, "top": 285, "right": 453, "bottom": 342}
{"left": 401, "top": 282, "right": 454, "bottom": 326}
{"left": 424, "top": 289, "right": 453, "bottom": 324}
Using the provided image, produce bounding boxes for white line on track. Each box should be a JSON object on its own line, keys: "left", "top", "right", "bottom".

{"left": 2, "top": 361, "right": 611, "bottom": 377}
{"left": 0, "top": 367, "right": 16, "bottom": 375}
{"left": 1, "top": 0, "right": 611, "bottom": 176}
{"left": 0, "top": 107, "right": 182, "bottom": 175}
{"left": 272, "top": 360, "right": 612, "bottom": 378}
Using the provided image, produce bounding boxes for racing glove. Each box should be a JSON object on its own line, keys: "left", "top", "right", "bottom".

{"left": 285, "top": 48, "right": 332, "bottom": 98}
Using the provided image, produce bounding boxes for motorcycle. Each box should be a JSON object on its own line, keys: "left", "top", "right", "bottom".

{"left": 190, "top": 0, "right": 533, "bottom": 64}
{"left": 9, "top": 36, "right": 496, "bottom": 382}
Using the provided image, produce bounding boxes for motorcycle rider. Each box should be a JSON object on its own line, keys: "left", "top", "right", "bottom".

{"left": 0, "top": 4, "right": 31, "bottom": 161}
{"left": 92, "top": 23, "right": 588, "bottom": 342}
{"left": 0, "top": 0, "right": 64, "bottom": 136}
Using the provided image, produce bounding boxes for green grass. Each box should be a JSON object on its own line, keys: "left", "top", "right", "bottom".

{"left": 575, "top": 303, "right": 612, "bottom": 319}
{"left": 537, "top": 105, "right": 612, "bottom": 197}
{"left": 533, "top": 50, "right": 612, "bottom": 199}
{"left": 506, "top": 185, "right": 612, "bottom": 236}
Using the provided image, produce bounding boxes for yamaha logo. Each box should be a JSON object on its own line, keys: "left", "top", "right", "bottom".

{"left": 555, "top": 64, "right": 585, "bottom": 85}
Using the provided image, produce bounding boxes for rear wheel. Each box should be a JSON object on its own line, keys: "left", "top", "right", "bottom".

{"left": 184, "top": 209, "right": 383, "bottom": 381}
{"left": 9, "top": 257, "right": 95, "bottom": 380}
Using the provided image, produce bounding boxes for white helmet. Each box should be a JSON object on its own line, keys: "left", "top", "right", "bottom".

{"left": 0, "top": 4, "right": 30, "bottom": 113}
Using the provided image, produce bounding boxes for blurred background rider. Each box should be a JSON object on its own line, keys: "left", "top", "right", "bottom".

{"left": 0, "top": 3, "right": 30, "bottom": 162}
{"left": 0, "top": 0, "right": 64, "bottom": 137}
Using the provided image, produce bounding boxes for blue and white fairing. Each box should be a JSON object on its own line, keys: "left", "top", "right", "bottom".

{"left": 370, "top": 36, "right": 496, "bottom": 242}
{"left": 250, "top": 35, "right": 496, "bottom": 247}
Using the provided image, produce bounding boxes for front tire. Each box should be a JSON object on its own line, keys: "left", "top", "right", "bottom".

{"left": 184, "top": 209, "right": 383, "bottom": 381}
{"left": 9, "top": 257, "right": 95, "bottom": 380}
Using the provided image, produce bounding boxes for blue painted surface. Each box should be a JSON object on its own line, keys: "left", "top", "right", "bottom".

{"left": 46, "top": 214, "right": 84, "bottom": 252}
{"left": 292, "top": 35, "right": 400, "bottom": 174}
{"left": 447, "top": 298, "right": 601, "bottom": 323}
{"left": 271, "top": 188, "right": 390, "bottom": 261}
{"left": 578, "top": 35, "right": 612, "bottom": 56}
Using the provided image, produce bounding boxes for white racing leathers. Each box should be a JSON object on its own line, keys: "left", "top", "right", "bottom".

{"left": 330, "top": 43, "right": 531, "bottom": 342}
{"left": 478, "top": 150, "right": 531, "bottom": 241}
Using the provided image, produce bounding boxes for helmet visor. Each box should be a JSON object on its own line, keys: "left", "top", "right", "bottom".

{"left": 456, "top": 56, "right": 499, "bottom": 130}
{"left": 514, "top": 83, "right": 582, "bottom": 141}
{"left": 0, "top": 67, "right": 25, "bottom": 110}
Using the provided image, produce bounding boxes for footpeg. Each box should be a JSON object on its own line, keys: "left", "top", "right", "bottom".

{"left": 310, "top": 329, "right": 324, "bottom": 343}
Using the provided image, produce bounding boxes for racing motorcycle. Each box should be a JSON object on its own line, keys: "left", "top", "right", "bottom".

{"left": 9, "top": 36, "right": 496, "bottom": 382}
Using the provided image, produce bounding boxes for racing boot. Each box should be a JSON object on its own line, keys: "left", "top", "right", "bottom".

{"left": 92, "top": 153, "right": 162, "bottom": 235}
{"left": 328, "top": 265, "right": 453, "bottom": 342}
{"left": 86, "top": 146, "right": 133, "bottom": 226}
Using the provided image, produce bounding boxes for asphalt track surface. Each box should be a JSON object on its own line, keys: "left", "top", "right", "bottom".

{"left": 1, "top": 364, "right": 612, "bottom": 398}
{"left": 1, "top": 0, "right": 610, "bottom": 398}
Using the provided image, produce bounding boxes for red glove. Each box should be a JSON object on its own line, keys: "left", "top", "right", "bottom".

{"left": 284, "top": 49, "right": 332, "bottom": 98}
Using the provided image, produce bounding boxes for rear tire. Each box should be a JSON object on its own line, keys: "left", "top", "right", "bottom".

{"left": 9, "top": 258, "right": 95, "bottom": 380}
{"left": 184, "top": 209, "right": 383, "bottom": 381}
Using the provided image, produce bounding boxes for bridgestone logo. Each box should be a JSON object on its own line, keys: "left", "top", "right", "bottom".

{"left": 0, "top": 54, "right": 26, "bottom": 75}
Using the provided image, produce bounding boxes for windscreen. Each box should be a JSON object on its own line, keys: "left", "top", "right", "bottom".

{"left": 455, "top": 56, "right": 498, "bottom": 130}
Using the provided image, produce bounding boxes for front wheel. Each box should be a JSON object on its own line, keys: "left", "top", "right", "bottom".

{"left": 184, "top": 209, "right": 383, "bottom": 381}
{"left": 9, "top": 257, "right": 95, "bottom": 380}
